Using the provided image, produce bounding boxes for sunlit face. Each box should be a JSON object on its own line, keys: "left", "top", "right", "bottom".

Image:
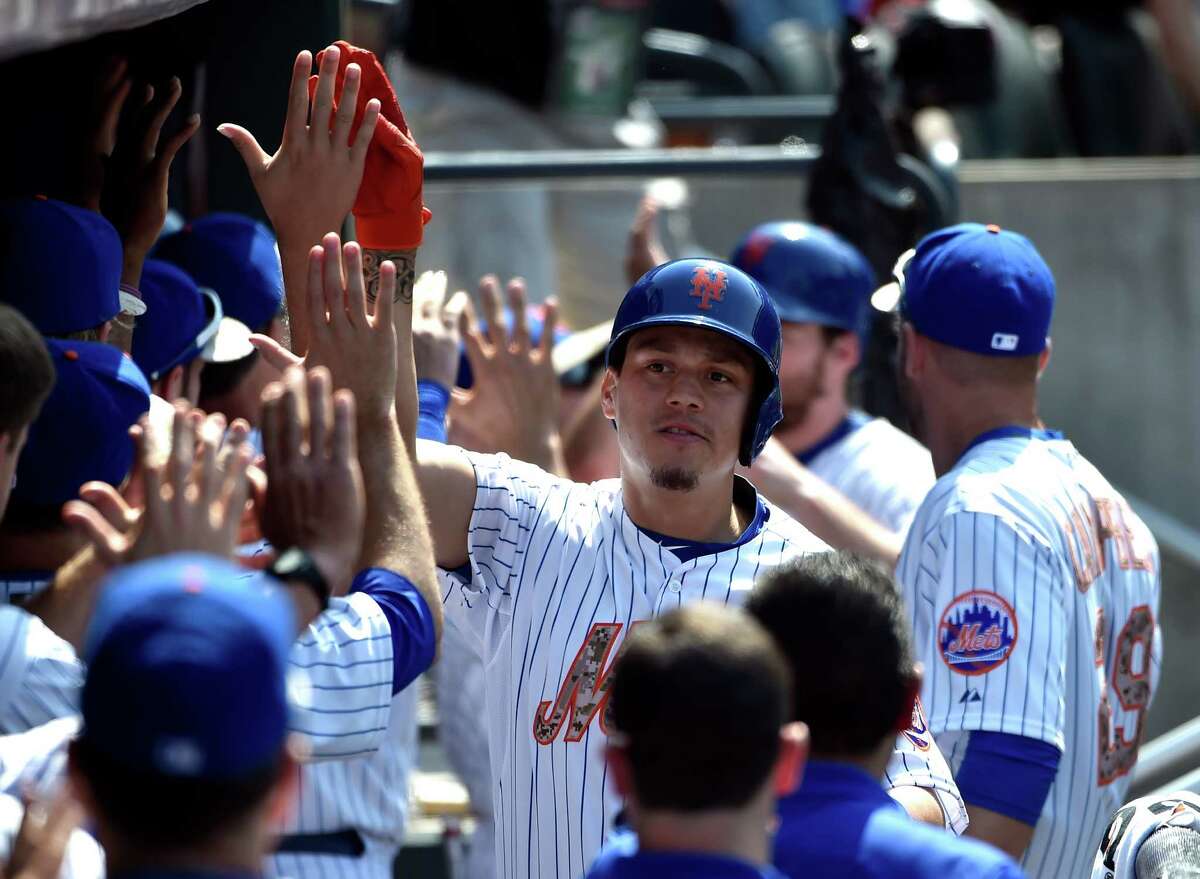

{"left": 777, "top": 322, "right": 833, "bottom": 428}
{"left": 602, "top": 325, "right": 755, "bottom": 492}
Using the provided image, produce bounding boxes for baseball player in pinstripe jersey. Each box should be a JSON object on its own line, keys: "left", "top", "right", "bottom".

{"left": 731, "top": 221, "right": 935, "bottom": 537}
{"left": 401, "top": 257, "right": 967, "bottom": 879}
{"left": 878, "top": 223, "right": 1162, "bottom": 876}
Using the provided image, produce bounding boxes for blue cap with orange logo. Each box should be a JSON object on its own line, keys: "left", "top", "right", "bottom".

{"left": 81, "top": 553, "right": 295, "bottom": 778}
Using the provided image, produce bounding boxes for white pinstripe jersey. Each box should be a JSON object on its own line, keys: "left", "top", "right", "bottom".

{"left": 441, "top": 450, "right": 967, "bottom": 879}
{"left": 896, "top": 430, "right": 1162, "bottom": 879}
{"left": 0, "top": 575, "right": 51, "bottom": 607}
{"left": 0, "top": 606, "right": 80, "bottom": 734}
{"left": 805, "top": 415, "right": 935, "bottom": 536}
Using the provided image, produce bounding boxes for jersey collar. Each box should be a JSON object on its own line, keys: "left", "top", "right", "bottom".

{"left": 958, "top": 424, "right": 1064, "bottom": 466}
{"left": 635, "top": 476, "right": 769, "bottom": 563}
{"left": 795, "top": 410, "right": 872, "bottom": 466}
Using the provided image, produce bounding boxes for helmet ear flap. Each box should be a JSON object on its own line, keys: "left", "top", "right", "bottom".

{"left": 740, "top": 363, "right": 784, "bottom": 466}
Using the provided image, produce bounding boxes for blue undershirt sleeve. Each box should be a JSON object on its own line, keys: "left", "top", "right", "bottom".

{"left": 416, "top": 380, "right": 450, "bottom": 443}
{"left": 350, "top": 568, "right": 437, "bottom": 696}
{"left": 955, "top": 731, "right": 1062, "bottom": 827}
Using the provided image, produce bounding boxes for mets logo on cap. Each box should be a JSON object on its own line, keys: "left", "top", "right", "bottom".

{"left": 690, "top": 262, "right": 728, "bottom": 310}
{"left": 938, "top": 590, "right": 1018, "bottom": 676}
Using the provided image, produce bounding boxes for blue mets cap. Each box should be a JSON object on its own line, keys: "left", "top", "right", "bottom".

{"left": 0, "top": 197, "right": 122, "bottom": 335}
{"left": 730, "top": 221, "right": 876, "bottom": 338}
{"left": 151, "top": 213, "right": 283, "bottom": 333}
{"left": 872, "top": 222, "right": 1055, "bottom": 357}
{"left": 12, "top": 340, "right": 150, "bottom": 507}
{"left": 132, "top": 260, "right": 223, "bottom": 382}
{"left": 81, "top": 553, "right": 295, "bottom": 778}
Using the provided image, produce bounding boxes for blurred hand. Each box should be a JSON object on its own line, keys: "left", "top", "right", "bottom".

{"left": 624, "top": 196, "right": 669, "bottom": 285}
{"left": 412, "top": 270, "right": 469, "bottom": 389}
{"left": 3, "top": 789, "right": 84, "bottom": 879}
{"left": 63, "top": 407, "right": 252, "bottom": 565}
{"left": 259, "top": 366, "right": 365, "bottom": 595}
{"left": 449, "top": 276, "right": 565, "bottom": 473}
{"left": 102, "top": 76, "right": 200, "bottom": 279}
{"left": 71, "top": 57, "right": 132, "bottom": 213}
{"left": 218, "top": 47, "right": 379, "bottom": 274}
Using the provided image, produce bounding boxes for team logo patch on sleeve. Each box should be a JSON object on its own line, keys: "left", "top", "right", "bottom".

{"left": 938, "top": 591, "right": 1018, "bottom": 676}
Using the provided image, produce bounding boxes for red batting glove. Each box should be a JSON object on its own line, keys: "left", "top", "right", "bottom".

{"left": 311, "top": 41, "right": 432, "bottom": 250}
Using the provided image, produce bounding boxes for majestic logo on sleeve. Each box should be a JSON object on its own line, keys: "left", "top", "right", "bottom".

{"left": 689, "top": 263, "right": 728, "bottom": 311}
{"left": 938, "top": 591, "right": 1018, "bottom": 676}
{"left": 902, "top": 697, "right": 932, "bottom": 751}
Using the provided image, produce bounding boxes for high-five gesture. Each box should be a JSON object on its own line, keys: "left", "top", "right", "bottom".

{"left": 218, "top": 46, "right": 380, "bottom": 353}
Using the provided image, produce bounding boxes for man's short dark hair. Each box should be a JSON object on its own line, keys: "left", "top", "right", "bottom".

{"left": 607, "top": 603, "right": 791, "bottom": 812}
{"left": 0, "top": 305, "right": 54, "bottom": 440}
{"left": 199, "top": 351, "right": 259, "bottom": 402}
{"left": 745, "top": 551, "right": 916, "bottom": 758}
{"left": 71, "top": 737, "right": 281, "bottom": 852}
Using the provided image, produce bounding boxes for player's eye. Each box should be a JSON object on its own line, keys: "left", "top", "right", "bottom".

{"left": 709, "top": 370, "right": 731, "bottom": 383}
{"left": 646, "top": 361, "right": 667, "bottom": 374}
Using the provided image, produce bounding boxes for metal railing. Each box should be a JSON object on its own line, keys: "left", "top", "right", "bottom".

{"left": 423, "top": 144, "right": 820, "bottom": 183}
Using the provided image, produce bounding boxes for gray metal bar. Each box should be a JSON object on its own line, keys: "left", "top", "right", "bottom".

{"left": 1131, "top": 717, "right": 1200, "bottom": 799}
{"left": 423, "top": 145, "right": 820, "bottom": 183}
{"left": 646, "top": 95, "right": 835, "bottom": 124}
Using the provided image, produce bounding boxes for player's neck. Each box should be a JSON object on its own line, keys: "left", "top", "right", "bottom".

{"left": 927, "top": 394, "right": 1039, "bottom": 477}
{"left": 773, "top": 393, "right": 850, "bottom": 457}
{"left": 622, "top": 471, "right": 748, "bottom": 543}
{"left": 0, "top": 530, "right": 83, "bottom": 574}
{"left": 633, "top": 803, "right": 773, "bottom": 866}
{"left": 102, "top": 825, "right": 265, "bottom": 877}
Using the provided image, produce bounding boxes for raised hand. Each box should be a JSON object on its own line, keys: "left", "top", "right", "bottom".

{"left": 2, "top": 789, "right": 84, "bottom": 879}
{"left": 218, "top": 47, "right": 380, "bottom": 354}
{"left": 103, "top": 76, "right": 201, "bottom": 285}
{"left": 63, "top": 407, "right": 252, "bottom": 565}
{"left": 259, "top": 366, "right": 365, "bottom": 596}
{"left": 448, "top": 276, "right": 567, "bottom": 475}
{"left": 624, "top": 196, "right": 669, "bottom": 285}
{"left": 412, "top": 270, "right": 469, "bottom": 389}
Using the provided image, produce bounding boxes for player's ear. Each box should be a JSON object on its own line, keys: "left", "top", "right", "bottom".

{"left": 900, "top": 323, "right": 923, "bottom": 380}
{"left": 1037, "top": 340, "right": 1052, "bottom": 378}
{"left": 829, "top": 331, "right": 861, "bottom": 375}
{"left": 604, "top": 742, "right": 635, "bottom": 800}
{"left": 160, "top": 365, "right": 185, "bottom": 403}
{"left": 893, "top": 663, "right": 924, "bottom": 734}
{"left": 773, "top": 720, "right": 809, "bottom": 797}
{"left": 600, "top": 367, "right": 619, "bottom": 423}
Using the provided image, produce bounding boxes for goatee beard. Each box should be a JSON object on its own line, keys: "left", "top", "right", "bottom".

{"left": 650, "top": 466, "right": 699, "bottom": 492}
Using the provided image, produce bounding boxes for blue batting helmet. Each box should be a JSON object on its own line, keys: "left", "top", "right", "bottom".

{"left": 605, "top": 258, "right": 783, "bottom": 465}
{"left": 730, "top": 221, "right": 876, "bottom": 339}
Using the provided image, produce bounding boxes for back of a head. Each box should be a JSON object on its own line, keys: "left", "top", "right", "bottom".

{"left": 74, "top": 553, "right": 295, "bottom": 854}
{"left": 0, "top": 305, "right": 54, "bottom": 440}
{"left": 746, "top": 551, "right": 915, "bottom": 759}
{"left": 607, "top": 603, "right": 791, "bottom": 811}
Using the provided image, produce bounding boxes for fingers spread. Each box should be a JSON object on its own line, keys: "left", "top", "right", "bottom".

{"left": 332, "top": 63, "right": 361, "bottom": 148}
{"left": 283, "top": 50, "right": 314, "bottom": 144}
{"left": 350, "top": 99, "right": 381, "bottom": 162}
{"left": 539, "top": 296, "right": 560, "bottom": 356}
{"left": 312, "top": 44, "right": 342, "bottom": 143}
{"left": 343, "top": 241, "right": 368, "bottom": 326}
{"left": 507, "top": 278, "right": 530, "bottom": 352}
{"left": 478, "top": 275, "right": 505, "bottom": 348}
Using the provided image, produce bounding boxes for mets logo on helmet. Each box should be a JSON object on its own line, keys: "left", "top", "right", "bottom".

{"left": 690, "top": 263, "right": 728, "bottom": 310}
{"left": 938, "top": 590, "right": 1018, "bottom": 676}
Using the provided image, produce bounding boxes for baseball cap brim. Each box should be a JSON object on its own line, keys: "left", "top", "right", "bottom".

{"left": 553, "top": 320, "right": 613, "bottom": 378}
{"left": 206, "top": 317, "right": 255, "bottom": 364}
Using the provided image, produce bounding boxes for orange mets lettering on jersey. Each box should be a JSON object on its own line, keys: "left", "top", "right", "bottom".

{"left": 689, "top": 264, "right": 728, "bottom": 310}
{"left": 533, "top": 621, "right": 646, "bottom": 744}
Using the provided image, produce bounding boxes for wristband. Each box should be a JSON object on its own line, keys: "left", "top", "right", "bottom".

{"left": 416, "top": 379, "right": 450, "bottom": 443}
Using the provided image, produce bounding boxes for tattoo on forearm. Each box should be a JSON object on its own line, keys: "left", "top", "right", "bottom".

{"left": 363, "top": 249, "right": 416, "bottom": 305}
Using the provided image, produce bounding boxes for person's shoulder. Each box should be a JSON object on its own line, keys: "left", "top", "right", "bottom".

{"left": 759, "top": 499, "right": 831, "bottom": 555}
{"left": 863, "top": 807, "right": 1024, "bottom": 878}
